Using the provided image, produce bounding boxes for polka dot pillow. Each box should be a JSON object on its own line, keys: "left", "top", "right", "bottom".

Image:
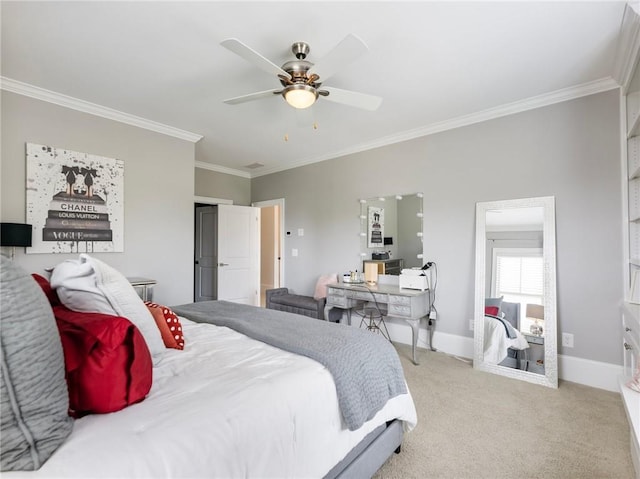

{"left": 144, "top": 301, "right": 185, "bottom": 350}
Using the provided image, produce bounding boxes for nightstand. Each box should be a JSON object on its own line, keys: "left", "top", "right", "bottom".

{"left": 524, "top": 333, "right": 544, "bottom": 346}
{"left": 522, "top": 333, "right": 545, "bottom": 374}
{"left": 127, "top": 277, "right": 156, "bottom": 301}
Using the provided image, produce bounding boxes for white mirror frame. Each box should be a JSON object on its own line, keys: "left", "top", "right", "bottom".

{"left": 473, "top": 196, "right": 558, "bottom": 388}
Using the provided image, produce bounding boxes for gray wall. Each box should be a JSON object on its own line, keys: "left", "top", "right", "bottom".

{"left": 1, "top": 88, "right": 623, "bottom": 366}
{"left": 195, "top": 139, "right": 251, "bottom": 206}
{"left": 252, "top": 89, "right": 623, "bottom": 365}
{"left": 194, "top": 167, "right": 251, "bottom": 206}
{"left": 1, "top": 91, "right": 195, "bottom": 306}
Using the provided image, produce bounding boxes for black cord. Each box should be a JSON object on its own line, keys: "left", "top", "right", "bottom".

{"left": 425, "top": 262, "right": 437, "bottom": 318}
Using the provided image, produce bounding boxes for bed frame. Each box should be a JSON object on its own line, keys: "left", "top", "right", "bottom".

{"left": 326, "top": 419, "right": 403, "bottom": 478}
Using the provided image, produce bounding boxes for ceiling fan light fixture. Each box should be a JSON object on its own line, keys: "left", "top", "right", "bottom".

{"left": 283, "top": 84, "right": 317, "bottom": 109}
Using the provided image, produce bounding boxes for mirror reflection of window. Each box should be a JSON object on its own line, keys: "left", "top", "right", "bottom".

{"left": 491, "top": 248, "right": 544, "bottom": 334}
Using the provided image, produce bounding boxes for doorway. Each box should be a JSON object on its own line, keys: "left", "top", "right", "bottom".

{"left": 253, "top": 199, "right": 285, "bottom": 307}
{"left": 194, "top": 202, "right": 260, "bottom": 306}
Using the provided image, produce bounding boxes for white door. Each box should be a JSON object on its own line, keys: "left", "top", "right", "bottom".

{"left": 217, "top": 204, "right": 260, "bottom": 306}
{"left": 194, "top": 204, "right": 260, "bottom": 306}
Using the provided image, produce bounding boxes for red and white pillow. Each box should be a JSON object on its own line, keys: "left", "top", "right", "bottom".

{"left": 144, "top": 301, "right": 185, "bottom": 350}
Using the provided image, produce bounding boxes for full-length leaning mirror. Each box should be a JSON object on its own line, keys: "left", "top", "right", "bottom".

{"left": 473, "top": 196, "right": 558, "bottom": 388}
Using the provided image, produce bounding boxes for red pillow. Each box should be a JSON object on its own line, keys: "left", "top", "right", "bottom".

{"left": 144, "top": 301, "right": 185, "bottom": 350}
{"left": 53, "top": 305, "right": 153, "bottom": 417}
{"left": 33, "top": 274, "right": 152, "bottom": 416}
{"left": 485, "top": 306, "right": 499, "bottom": 316}
{"left": 32, "top": 273, "right": 61, "bottom": 306}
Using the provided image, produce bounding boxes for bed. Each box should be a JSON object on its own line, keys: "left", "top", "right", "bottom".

{"left": 1, "top": 254, "right": 417, "bottom": 478}
{"left": 483, "top": 300, "right": 529, "bottom": 366}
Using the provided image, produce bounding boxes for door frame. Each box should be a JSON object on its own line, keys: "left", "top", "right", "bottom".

{"left": 252, "top": 198, "right": 285, "bottom": 288}
{"left": 194, "top": 196, "right": 233, "bottom": 206}
{"left": 194, "top": 196, "right": 233, "bottom": 302}
{"left": 194, "top": 205, "right": 218, "bottom": 303}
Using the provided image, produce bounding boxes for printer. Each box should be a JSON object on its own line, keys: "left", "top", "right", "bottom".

{"left": 399, "top": 268, "right": 429, "bottom": 291}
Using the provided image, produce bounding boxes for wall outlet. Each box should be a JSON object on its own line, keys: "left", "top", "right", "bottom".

{"left": 469, "top": 319, "right": 474, "bottom": 331}
{"left": 291, "top": 248, "right": 298, "bottom": 257}
{"left": 562, "top": 332, "right": 574, "bottom": 348}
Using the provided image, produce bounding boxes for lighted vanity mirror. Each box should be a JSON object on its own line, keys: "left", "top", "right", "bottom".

{"left": 473, "top": 196, "right": 558, "bottom": 388}
{"left": 359, "top": 193, "right": 424, "bottom": 272}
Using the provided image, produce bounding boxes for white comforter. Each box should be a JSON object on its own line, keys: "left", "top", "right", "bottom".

{"left": 5, "top": 318, "right": 417, "bottom": 479}
{"left": 483, "top": 315, "right": 530, "bottom": 365}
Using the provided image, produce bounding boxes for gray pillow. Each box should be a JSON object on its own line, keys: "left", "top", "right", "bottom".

{"left": 1, "top": 257, "right": 73, "bottom": 471}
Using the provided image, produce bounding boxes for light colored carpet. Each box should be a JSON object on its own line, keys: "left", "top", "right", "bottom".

{"left": 374, "top": 344, "right": 635, "bottom": 479}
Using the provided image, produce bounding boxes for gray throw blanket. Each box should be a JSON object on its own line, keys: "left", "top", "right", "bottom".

{"left": 171, "top": 300, "right": 407, "bottom": 431}
{"left": 486, "top": 314, "right": 518, "bottom": 339}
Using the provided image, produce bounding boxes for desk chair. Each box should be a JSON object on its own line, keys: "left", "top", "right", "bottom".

{"left": 354, "top": 287, "right": 391, "bottom": 341}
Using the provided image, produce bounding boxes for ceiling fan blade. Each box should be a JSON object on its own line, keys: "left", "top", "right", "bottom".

{"left": 308, "top": 33, "right": 368, "bottom": 81}
{"left": 223, "top": 89, "right": 281, "bottom": 105}
{"left": 221, "top": 38, "right": 292, "bottom": 80}
{"left": 321, "top": 87, "right": 382, "bottom": 111}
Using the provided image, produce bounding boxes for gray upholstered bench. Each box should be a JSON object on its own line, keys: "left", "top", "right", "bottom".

{"left": 265, "top": 287, "right": 342, "bottom": 322}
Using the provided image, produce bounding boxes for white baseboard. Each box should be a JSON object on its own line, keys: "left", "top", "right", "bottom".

{"left": 378, "top": 318, "right": 622, "bottom": 392}
{"left": 557, "top": 354, "right": 622, "bottom": 392}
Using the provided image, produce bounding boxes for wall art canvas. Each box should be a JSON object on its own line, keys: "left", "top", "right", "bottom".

{"left": 368, "top": 206, "right": 384, "bottom": 248}
{"left": 26, "top": 143, "right": 124, "bottom": 254}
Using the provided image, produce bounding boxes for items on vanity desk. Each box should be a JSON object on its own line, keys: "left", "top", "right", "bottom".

{"left": 325, "top": 278, "right": 433, "bottom": 365}
{"left": 362, "top": 258, "right": 404, "bottom": 276}
{"left": 399, "top": 268, "right": 429, "bottom": 291}
{"left": 342, "top": 271, "right": 364, "bottom": 283}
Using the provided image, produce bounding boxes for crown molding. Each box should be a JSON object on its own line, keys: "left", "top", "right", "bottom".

{"left": 614, "top": 3, "right": 640, "bottom": 92}
{"left": 250, "top": 77, "right": 620, "bottom": 178}
{"left": 195, "top": 161, "right": 251, "bottom": 178}
{"left": 0, "top": 77, "right": 203, "bottom": 143}
{"left": 2, "top": 75, "right": 619, "bottom": 179}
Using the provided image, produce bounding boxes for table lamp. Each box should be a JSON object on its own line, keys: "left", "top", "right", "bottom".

{"left": 364, "top": 262, "right": 378, "bottom": 285}
{"left": 526, "top": 303, "right": 544, "bottom": 336}
{"left": 1, "top": 223, "right": 33, "bottom": 259}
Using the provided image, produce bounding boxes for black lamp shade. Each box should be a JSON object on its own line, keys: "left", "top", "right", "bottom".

{"left": 1, "top": 223, "right": 33, "bottom": 247}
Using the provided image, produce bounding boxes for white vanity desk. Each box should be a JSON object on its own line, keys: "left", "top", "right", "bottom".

{"left": 324, "top": 278, "right": 433, "bottom": 365}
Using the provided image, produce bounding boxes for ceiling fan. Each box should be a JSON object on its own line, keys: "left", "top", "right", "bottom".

{"left": 221, "top": 34, "right": 382, "bottom": 111}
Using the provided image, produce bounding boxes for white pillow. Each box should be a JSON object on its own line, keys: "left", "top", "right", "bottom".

{"left": 50, "top": 257, "right": 113, "bottom": 313}
{"left": 51, "top": 254, "right": 165, "bottom": 359}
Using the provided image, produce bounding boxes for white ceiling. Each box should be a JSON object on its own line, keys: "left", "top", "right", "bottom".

{"left": 1, "top": 1, "right": 626, "bottom": 178}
